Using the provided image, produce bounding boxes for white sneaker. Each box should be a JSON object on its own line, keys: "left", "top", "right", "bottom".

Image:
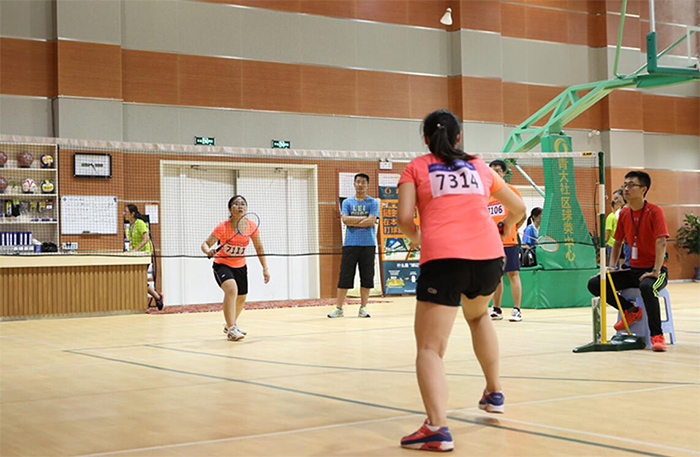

{"left": 358, "top": 307, "right": 371, "bottom": 318}
{"left": 509, "top": 308, "right": 522, "bottom": 322}
{"left": 490, "top": 308, "right": 503, "bottom": 320}
{"left": 226, "top": 326, "right": 245, "bottom": 341}
{"left": 223, "top": 324, "right": 247, "bottom": 335}
{"left": 327, "top": 307, "right": 344, "bottom": 318}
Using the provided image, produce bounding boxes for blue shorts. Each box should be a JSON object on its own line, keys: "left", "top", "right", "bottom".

{"left": 504, "top": 246, "right": 520, "bottom": 273}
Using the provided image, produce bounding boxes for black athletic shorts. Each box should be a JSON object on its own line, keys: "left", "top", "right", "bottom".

{"left": 213, "top": 263, "right": 248, "bottom": 295}
{"left": 337, "top": 246, "right": 375, "bottom": 289}
{"left": 504, "top": 246, "right": 520, "bottom": 272}
{"left": 417, "top": 258, "right": 505, "bottom": 306}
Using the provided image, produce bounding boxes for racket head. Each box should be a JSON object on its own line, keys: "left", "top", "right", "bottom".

{"left": 236, "top": 212, "right": 261, "bottom": 237}
{"left": 537, "top": 235, "right": 559, "bottom": 252}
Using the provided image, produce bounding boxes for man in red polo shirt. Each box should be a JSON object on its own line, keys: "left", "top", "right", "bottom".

{"left": 587, "top": 171, "right": 670, "bottom": 351}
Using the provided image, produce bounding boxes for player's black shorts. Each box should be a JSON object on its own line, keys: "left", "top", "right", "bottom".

{"left": 417, "top": 258, "right": 505, "bottom": 306}
{"left": 213, "top": 263, "right": 248, "bottom": 295}
{"left": 337, "top": 246, "right": 375, "bottom": 289}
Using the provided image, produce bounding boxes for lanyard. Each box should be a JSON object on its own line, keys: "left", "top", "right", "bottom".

{"left": 630, "top": 201, "right": 647, "bottom": 246}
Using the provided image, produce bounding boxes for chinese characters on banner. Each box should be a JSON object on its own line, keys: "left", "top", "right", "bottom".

{"left": 558, "top": 158, "right": 576, "bottom": 263}
{"left": 378, "top": 173, "right": 420, "bottom": 295}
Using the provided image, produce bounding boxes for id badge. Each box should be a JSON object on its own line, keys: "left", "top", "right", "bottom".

{"left": 631, "top": 245, "right": 638, "bottom": 260}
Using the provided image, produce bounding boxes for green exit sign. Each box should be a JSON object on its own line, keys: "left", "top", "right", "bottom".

{"left": 195, "top": 136, "right": 215, "bottom": 146}
{"left": 271, "top": 140, "right": 291, "bottom": 149}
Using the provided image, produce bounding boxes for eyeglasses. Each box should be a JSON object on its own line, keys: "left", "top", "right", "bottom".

{"left": 620, "top": 183, "right": 644, "bottom": 190}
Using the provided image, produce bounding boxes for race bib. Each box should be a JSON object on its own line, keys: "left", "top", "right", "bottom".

{"left": 428, "top": 160, "right": 484, "bottom": 198}
{"left": 223, "top": 245, "right": 246, "bottom": 257}
{"left": 488, "top": 203, "right": 505, "bottom": 217}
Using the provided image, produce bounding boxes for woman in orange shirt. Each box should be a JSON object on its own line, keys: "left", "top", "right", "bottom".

{"left": 201, "top": 195, "right": 270, "bottom": 341}
{"left": 397, "top": 110, "right": 525, "bottom": 451}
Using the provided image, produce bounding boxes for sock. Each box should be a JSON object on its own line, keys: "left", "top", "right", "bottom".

{"left": 425, "top": 423, "right": 441, "bottom": 432}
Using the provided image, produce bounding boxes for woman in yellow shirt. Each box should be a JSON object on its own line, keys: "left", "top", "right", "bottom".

{"left": 605, "top": 189, "right": 625, "bottom": 265}
{"left": 124, "top": 204, "right": 164, "bottom": 310}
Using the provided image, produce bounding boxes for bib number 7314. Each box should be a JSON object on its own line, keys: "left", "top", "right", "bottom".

{"left": 428, "top": 160, "right": 484, "bottom": 198}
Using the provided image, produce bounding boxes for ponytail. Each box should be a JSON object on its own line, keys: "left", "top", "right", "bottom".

{"left": 527, "top": 207, "right": 543, "bottom": 226}
{"left": 126, "top": 204, "right": 148, "bottom": 224}
{"left": 422, "top": 109, "right": 476, "bottom": 163}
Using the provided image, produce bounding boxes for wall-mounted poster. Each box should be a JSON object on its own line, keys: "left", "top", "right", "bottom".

{"left": 378, "top": 173, "right": 420, "bottom": 295}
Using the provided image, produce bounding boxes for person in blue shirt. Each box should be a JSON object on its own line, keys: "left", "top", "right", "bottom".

{"left": 328, "top": 173, "right": 380, "bottom": 318}
{"left": 522, "top": 207, "right": 542, "bottom": 247}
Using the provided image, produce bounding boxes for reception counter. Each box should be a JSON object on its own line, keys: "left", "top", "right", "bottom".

{"left": 0, "top": 254, "right": 152, "bottom": 319}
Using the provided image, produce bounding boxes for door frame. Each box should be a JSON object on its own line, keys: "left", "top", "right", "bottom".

{"left": 160, "top": 160, "right": 320, "bottom": 302}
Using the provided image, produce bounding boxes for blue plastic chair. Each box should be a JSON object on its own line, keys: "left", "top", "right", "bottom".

{"left": 616, "top": 288, "right": 676, "bottom": 347}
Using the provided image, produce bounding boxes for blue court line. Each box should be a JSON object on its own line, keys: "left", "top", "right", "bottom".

{"left": 65, "top": 349, "right": 671, "bottom": 457}
{"left": 144, "top": 345, "right": 699, "bottom": 386}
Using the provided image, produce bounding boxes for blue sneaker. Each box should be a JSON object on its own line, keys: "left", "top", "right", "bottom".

{"left": 478, "top": 391, "right": 505, "bottom": 413}
{"left": 401, "top": 419, "right": 454, "bottom": 452}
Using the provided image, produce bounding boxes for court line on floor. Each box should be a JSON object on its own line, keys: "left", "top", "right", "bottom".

{"left": 68, "top": 350, "right": 675, "bottom": 457}
{"left": 460, "top": 384, "right": 694, "bottom": 411}
{"left": 76, "top": 405, "right": 690, "bottom": 457}
{"left": 0, "top": 380, "right": 225, "bottom": 405}
{"left": 143, "top": 345, "right": 699, "bottom": 386}
{"left": 75, "top": 414, "right": 423, "bottom": 457}
{"left": 625, "top": 357, "right": 700, "bottom": 367}
{"left": 456, "top": 410, "right": 700, "bottom": 456}
{"left": 63, "top": 324, "right": 414, "bottom": 352}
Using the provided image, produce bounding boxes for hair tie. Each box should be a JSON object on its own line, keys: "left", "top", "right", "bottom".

{"left": 436, "top": 123, "right": 445, "bottom": 130}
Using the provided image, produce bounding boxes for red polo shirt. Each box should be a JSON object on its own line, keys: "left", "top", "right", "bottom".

{"left": 614, "top": 202, "right": 669, "bottom": 268}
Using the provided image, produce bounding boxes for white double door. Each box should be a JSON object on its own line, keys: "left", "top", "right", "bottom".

{"left": 161, "top": 163, "right": 318, "bottom": 306}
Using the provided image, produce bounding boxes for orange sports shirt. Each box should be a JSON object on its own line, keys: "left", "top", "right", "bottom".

{"left": 487, "top": 184, "right": 522, "bottom": 247}
{"left": 212, "top": 218, "right": 259, "bottom": 268}
{"left": 398, "top": 154, "right": 506, "bottom": 265}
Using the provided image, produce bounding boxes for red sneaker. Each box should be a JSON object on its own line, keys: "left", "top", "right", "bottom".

{"left": 613, "top": 307, "right": 643, "bottom": 331}
{"left": 651, "top": 334, "right": 667, "bottom": 352}
{"left": 401, "top": 419, "right": 454, "bottom": 452}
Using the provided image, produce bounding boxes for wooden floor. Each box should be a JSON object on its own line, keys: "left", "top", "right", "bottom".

{"left": 1, "top": 282, "right": 699, "bottom": 457}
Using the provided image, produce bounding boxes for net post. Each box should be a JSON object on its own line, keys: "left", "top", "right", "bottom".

{"left": 598, "top": 151, "right": 607, "bottom": 343}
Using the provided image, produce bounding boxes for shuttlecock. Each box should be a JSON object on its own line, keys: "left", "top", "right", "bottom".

{"left": 440, "top": 7, "right": 453, "bottom": 26}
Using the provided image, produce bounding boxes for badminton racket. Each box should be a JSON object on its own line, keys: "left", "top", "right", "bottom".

{"left": 536, "top": 235, "right": 559, "bottom": 253}
{"left": 214, "top": 212, "right": 261, "bottom": 254}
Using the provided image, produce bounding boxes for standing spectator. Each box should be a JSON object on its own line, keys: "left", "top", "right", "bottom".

{"left": 124, "top": 204, "right": 163, "bottom": 310}
{"left": 488, "top": 160, "right": 526, "bottom": 322}
{"left": 328, "top": 173, "right": 379, "bottom": 318}
{"left": 605, "top": 189, "right": 626, "bottom": 266}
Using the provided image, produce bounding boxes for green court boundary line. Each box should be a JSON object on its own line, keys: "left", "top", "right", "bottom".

{"left": 65, "top": 349, "right": 673, "bottom": 457}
